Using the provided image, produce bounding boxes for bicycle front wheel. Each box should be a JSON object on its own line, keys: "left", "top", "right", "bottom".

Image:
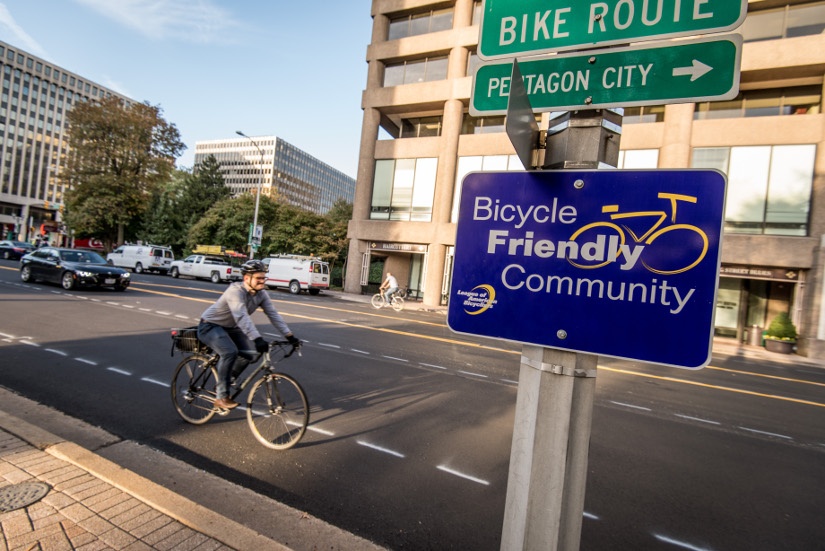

{"left": 171, "top": 355, "right": 219, "bottom": 425}
{"left": 370, "top": 293, "right": 384, "bottom": 309}
{"left": 391, "top": 296, "right": 404, "bottom": 311}
{"left": 247, "top": 373, "right": 309, "bottom": 450}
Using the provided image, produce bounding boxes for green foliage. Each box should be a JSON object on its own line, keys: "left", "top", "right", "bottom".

{"left": 61, "top": 96, "right": 185, "bottom": 249}
{"left": 765, "top": 312, "right": 797, "bottom": 341}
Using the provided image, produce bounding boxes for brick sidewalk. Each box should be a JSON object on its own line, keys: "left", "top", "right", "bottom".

{"left": 0, "top": 428, "right": 232, "bottom": 551}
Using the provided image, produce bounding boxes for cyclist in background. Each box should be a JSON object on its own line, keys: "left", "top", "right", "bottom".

{"left": 198, "top": 259, "right": 300, "bottom": 410}
{"left": 379, "top": 271, "right": 399, "bottom": 304}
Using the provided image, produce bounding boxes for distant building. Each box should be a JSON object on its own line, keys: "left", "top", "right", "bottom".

{"left": 0, "top": 40, "right": 133, "bottom": 244}
{"left": 194, "top": 136, "right": 355, "bottom": 214}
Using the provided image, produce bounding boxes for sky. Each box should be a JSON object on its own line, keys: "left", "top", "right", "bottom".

{"left": 0, "top": 0, "right": 372, "bottom": 178}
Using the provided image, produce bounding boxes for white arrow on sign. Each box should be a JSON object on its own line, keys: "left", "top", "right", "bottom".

{"left": 672, "top": 60, "right": 713, "bottom": 82}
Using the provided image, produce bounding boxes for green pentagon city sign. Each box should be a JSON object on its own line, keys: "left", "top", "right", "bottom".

{"left": 478, "top": 0, "right": 748, "bottom": 59}
{"left": 471, "top": 35, "right": 741, "bottom": 115}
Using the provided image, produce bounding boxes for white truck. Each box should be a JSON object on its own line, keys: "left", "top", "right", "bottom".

{"left": 262, "top": 254, "right": 330, "bottom": 295}
{"left": 168, "top": 254, "right": 241, "bottom": 283}
{"left": 106, "top": 244, "right": 174, "bottom": 274}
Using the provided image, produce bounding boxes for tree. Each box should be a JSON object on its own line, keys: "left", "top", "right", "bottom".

{"left": 139, "top": 169, "right": 189, "bottom": 252}
{"left": 61, "top": 96, "right": 185, "bottom": 250}
{"left": 181, "top": 155, "right": 231, "bottom": 226}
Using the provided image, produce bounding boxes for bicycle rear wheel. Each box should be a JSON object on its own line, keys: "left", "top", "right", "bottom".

{"left": 370, "top": 293, "right": 384, "bottom": 309}
{"left": 391, "top": 296, "right": 404, "bottom": 311}
{"left": 171, "top": 355, "right": 219, "bottom": 425}
{"left": 247, "top": 373, "right": 309, "bottom": 450}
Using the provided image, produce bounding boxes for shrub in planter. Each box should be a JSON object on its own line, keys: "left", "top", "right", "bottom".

{"left": 764, "top": 312, "right": 797, "bottom": 353}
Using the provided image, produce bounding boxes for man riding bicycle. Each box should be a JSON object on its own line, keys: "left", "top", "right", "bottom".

{"left": 197, "top": 259, "right": 300, "bottom": 410}
{"left": 379, "top": 271, "right": 399, "bottom": 303}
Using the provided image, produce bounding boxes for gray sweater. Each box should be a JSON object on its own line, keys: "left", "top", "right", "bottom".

{"left": 200, "top": 282, "right": 291, "bottom": 340}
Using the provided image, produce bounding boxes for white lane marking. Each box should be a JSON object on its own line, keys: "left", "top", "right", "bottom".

{"left": 675, "top": 414, "right": 721, "bottom": 426}
{"left": 156, "top": 311, "right": 171, "bottom": 315}
{"left": 583, "top": 511, "right": 600, "bottom": 521}
{"left": 174, "top": 314, "right": 190, "bottom": 320}
{"left": 350, "top": 349, "right": 370, "bottom": 355}
{"left": 458, "top": 370, "right": 488, "bottom": 379}
{"left": 739, "top": 426, "right": 792, "bottom": 440}
{"left": 107, "top": 367, "right": 132, "bottom": 376}
{"left": 75, "top": 358, "right": 97, "bottom": 366}
{"left": 318, "top": 343, "right": 341, "bottom": 349}
{"left": 357, "top": 441, "right": 405, "bottom": 458}
{"left": 106, "top": 302, "right": 119, "bottom": 306}
{"left": 653, "top": 534, "right": 712, "bottom": 551}
{"left": 45, "top": 349, "right": 68, "bottom": 356}
{"left": 382, "top": 355, "right": 409, "bottom": 362}
{"left": 610, "top": 401, "right": 652, "bottom": 412}
{"left": 0, "top": 332, "right": 15, "bottom": 338}
{"left": 20, "top": 340, "right": 40, "bottom": 347}
{"left": 437, "top": 465, "right": 490, "bottom": 486}
{"left": 122, "top": 305, "right": 135, "bottom": 309}
{"left": 501, "top": 378, "right": 519, "bottom": 385}
{"left": 141, "top": 377, "right": 169, "bottom": 387}
{"left": 76, "top": 296, "right": 88, "bottom": 300}
{"left": 139, "top": 308, "right": 152, "bottom": 312}
{"left": 90, "top": 298, "right": 101, "bottom": 302}
{"left": 419, "top": 362, "right": 447, "bottom": 370}
{"left": 307, "top": 425, "right": 335, "bottom": 436}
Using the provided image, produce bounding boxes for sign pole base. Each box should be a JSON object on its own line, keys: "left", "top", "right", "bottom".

{"left": 501, "top": 346, "right": 596, "bottom": 551}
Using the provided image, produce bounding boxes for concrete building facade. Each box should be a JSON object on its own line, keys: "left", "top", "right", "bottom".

{"left": 0, "top": 40, "right": 133, "bottom": 245}
{"left": 194, "top": 136, "right": 355, "bottom": 215}
{"left": 345, "top": 0, "right": 825, "bottom": 358}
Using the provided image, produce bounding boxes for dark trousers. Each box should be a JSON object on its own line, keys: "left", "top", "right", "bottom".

{"left": 197, "top": 321, "right": 259, "bottom": 399}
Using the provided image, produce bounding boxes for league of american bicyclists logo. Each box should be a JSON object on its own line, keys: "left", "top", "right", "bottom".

{"left": 459, "top": 191, "right": 710, "bottom": 317}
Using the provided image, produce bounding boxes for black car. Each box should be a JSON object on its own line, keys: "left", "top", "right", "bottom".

{"left": 0, "top": 239, "right": 35, "bottom": 260}
{"left": 20, "top": 247, "right": 131, "bottom": 291}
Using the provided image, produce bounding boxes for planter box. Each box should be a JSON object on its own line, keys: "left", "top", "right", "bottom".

{"left": 765, "top": 338, "right": 795, "bottom": 354}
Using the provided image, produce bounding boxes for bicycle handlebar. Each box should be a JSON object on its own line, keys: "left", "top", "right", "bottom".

{"left": 268, "top": 339, "right": 302, "bottom": 358}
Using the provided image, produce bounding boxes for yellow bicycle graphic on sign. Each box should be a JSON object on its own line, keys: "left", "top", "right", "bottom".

{"left": 568, "top": 192, "right": 709, "bottom": 275}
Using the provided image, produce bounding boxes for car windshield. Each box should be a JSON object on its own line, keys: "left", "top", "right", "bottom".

{"left": 61, "top": 250, "right": 106, "bottom": 264}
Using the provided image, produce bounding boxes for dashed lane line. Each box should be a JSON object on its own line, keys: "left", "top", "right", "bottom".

{"left": 738, "top": 426, "right": 793, "bottom": 440}
{"left": 74, "top": 358, "right": 97, "bottom": 366}
{"left": 653, "top": 533, "right": 712, "bottom": 551}
{"left": 610, "top": 401, "right": 652, "bottom": 412}
{"left": 436, "top": 465, "right": 490, "bottom": 486}
{"left": 357, "top": 441, "right": 405, "bottom": 458}
{"left": 107, "top": 367, "right": 132, "bottom": 376}
{"left": 45, "top": 349, "right": 68, "bottom": 356}
{"left": 675, "top": 414, "right": 721, "bottom": 426}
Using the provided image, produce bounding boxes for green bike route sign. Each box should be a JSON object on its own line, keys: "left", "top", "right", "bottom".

{"left": 478, "top": 0, "right": 748, "bottom": 59}
{"left": 471, "top": 35, "right": 741, "bottom": 115}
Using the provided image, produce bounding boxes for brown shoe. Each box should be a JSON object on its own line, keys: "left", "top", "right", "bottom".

{"left": 214, "top": 397, "right": 239, "bottom": 410}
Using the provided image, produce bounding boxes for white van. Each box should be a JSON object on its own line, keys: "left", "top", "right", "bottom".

{"left": 262, "top": 254, "right": 329, "bottom": 295}
{"left": 107, "top": 244, "right": 175, "bottom": 274}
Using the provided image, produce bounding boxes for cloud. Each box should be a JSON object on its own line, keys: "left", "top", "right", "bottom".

{"left": 73, "top": 0, "right": 241, "bottom": 43}
{"left": 0, "top": 3, "right": 51, "bottom": 59}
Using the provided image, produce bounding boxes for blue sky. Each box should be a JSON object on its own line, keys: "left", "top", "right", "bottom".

{"left": 0, "top": 0, "right": 371, "bottom": 177}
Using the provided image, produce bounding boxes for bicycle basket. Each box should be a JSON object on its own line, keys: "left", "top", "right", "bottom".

{"left": 170, "top": 326, "right": 202, "bottom": 355}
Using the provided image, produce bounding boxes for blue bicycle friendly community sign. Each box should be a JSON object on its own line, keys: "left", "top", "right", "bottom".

{"left": 447, "top": 170, "right": 726, "bottom": 369}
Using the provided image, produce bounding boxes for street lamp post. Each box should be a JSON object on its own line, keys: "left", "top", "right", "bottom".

{"left": 236, "top": 131, "right": 264, "bottom": 259}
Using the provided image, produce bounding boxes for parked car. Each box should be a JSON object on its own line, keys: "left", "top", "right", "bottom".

{"left": 106, "top": 244, "right": 174, "bottom": 274}
{"left": 20, "top": 247, "right": 131, "bottom": 291}
{"left": 0, "top": 240, "right": 35, "bottom": 260}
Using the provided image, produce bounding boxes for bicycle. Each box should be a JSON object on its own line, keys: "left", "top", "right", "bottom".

{"left": 169, "top": 327, "right": 309, "bottom": 450}
{"left": 371, "top": 288, "right": 405, "bottom": 311}
{"left": 567, "top": 192, "right": 709, "bottom": 275}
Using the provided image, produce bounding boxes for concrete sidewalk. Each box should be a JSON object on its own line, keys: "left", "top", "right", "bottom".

{"left": 0, "top": 392, "right": 386, "bottom": 551}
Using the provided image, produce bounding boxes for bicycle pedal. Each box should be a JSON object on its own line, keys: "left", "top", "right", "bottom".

{"left": 215, "top": 407, "right": 231, "bottom": 416}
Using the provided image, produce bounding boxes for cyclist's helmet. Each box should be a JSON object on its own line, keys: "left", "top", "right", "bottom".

{"left": 240, "top": 259, "right": 267, "bottom": 275}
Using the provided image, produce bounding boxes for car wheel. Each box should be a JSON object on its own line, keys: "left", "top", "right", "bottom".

{"left": 134, "top": 263, "right": 143, "bottom": 274}
{"left": 20, "top": 265, "right": 32, "bottom": 282}
{"left": 289, "top": 280, "right": 301, "bottom": 294}
{"left": 210, "top": 271, "right": 221, "bottom": 284}
{"left": 170, "top": 267, "right": 179, "bottom": 278}
{"left": 61, "top": 272, "right": 75, "bottom": 290}
{"left": 2, "top": 250, "right": 10, "bottom": 260}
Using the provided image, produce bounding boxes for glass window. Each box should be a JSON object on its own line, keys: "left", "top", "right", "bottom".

{"left": 383, "top": 57, "right": 448, "bottom": 86}
{"left": 785, "top": 3, "right": 825, "bottom": 38}
{"left": 388, "top": 8, "right": 453, "bottom": 40}
{"left": 370, "top": 158, "right": 438, "bottom": 221}
{"left": 741, "top": 9, "right": 786, "bottom": 42}
{"left": 424, "top": 56, "right": 448, "bottom": 81}
{"left": 691, "top": 145, "right": 816, "bottom": 236}
{"left": 383, "top": 64, "right": 405, "bottom": 87}
{"left": 451, "top": 155, "right": 523, "bottom": 222}
{"left": 765, "top": 145, "right": 815, "bottom": 235}
{"left": 618, "top": 149, "right": 659, "bottom": 168}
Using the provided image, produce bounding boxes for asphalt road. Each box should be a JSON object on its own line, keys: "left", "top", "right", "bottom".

{"left": 1, "top": 259, "right": 824, "bottom": 550}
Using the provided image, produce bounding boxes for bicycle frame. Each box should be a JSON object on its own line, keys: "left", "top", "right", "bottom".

{"left": 227, "top": 341, "right": 300, "bottom": 401}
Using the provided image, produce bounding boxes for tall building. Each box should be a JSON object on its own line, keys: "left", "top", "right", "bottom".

{"left": 194, "top": 136, "right": 355, "bottom": 215}
{"left": 0, "top": 40, "right": 133, "bottom": 244}
{"left": 345, "top": 1, "right": 825, "bottom": 359}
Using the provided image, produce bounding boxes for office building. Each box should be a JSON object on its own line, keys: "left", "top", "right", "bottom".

{"left": 194, "top": 136, "right": 355, "bottom": 215}
{"left": 345, "top": 1, "right": 825, "bottom": 359}
{"left": 0, "top": 40, "right": 132, "bottom": 244}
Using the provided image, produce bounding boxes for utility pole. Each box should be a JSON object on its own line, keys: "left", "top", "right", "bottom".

{"left": 236, "top": 131, "right": 264, "bottom": 259}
